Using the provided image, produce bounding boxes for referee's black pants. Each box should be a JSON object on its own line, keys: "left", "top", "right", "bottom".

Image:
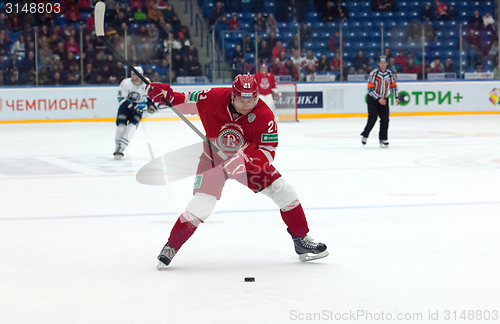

{"left": 361, "top": 96, "right": 390, "bottom": 141}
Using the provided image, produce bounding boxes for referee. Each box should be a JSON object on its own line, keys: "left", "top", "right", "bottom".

{"left": 360, "top": 56, "right": 399, "bottom": 148}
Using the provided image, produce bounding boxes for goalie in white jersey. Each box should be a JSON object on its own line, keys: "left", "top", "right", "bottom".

{"left": 113, "top": 66, "right": 157, "bottom": 159}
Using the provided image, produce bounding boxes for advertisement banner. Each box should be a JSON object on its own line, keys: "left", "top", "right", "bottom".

{"left": 1, "top": 81, "right": 499, "bottom": 122}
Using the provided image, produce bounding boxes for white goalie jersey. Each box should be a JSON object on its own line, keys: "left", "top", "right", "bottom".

{"left": 118, "top": 78, "right": 149, "bottom": 105}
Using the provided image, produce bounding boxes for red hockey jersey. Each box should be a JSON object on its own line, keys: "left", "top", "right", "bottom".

{"left": 171, "top": 87, "right": 278, "bottom": 171}
{"left": 254, "top": 72, "right": 277, "bottom": 96}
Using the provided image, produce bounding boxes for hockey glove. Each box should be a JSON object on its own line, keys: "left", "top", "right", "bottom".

{"left": 146, "top": 82, "right": 174, "bottom": 104}
{"left": 222, "top": 152, "right": 253, "bottom": 179}
{"left": 146, "top": 98, "right": 157, "bottom": 113}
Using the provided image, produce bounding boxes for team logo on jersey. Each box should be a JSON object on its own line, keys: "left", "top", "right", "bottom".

{"left": 248, "top": 113, "right": 256, "bottom": 123}
{"left": 217, "top": 124, "right": 246, "bottom": 152}
{"left": 127, "top": 92, "right": 141, "bottom": 102}
{"left": 260, "top": 78, "right": 270, "bottom": 89}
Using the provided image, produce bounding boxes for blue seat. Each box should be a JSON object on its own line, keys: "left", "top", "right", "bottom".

{"left": 244, "top": 53, "right": 255, "bottom": 62}
{"left": 428, "top": 51, "right": 442, "bottom": 60}
{"left": 353, "top": 41, "right": 366, "bottom": 49}
{"left": 383, "top": 31, "right": 393, "bottom": 39}
{"left": 245, "top": 13, "right": 256, "bottom": 19}
{"left": 442, "top": 41, "right": 457, "bottom": 49}
{"left": 221, "top": 31, "right": 232, "bottom": 41}
{"left": 311, "top": 32, "right": 320, "bottom": 40}
{"left": 358, "top": 12, "right": 369, "bottom": 19}
{"left": 313, "top": 22, "right": 325, "bottom": 31}
{"left": 442, "top": 50, "right": 454, "bottom": 58}
{"left": 320, "top": 32, "right": 332, "bottom": 39}
{"left": 314, "top": 41, "right": 328, "bottom": 50}
{"left": 344, "top": 31, "right": 356, "bottom": 39}
{"left": 395, "top": 11, "right": 407, "bottom": 19}
{"left": 277, "top": 22, "right": 287, "bottom": 30}
{"left": 369, "top": 31, "right": 381, "bottom": 38}
{"left": 370, "top": 12, "right": 382, "bottom": 19}
{"left": 326, "top": 51, "right": 336, "bottom": 58}
{"left": 406, "top": 41, "right": 419, "bottom": 50}
{"left": 264, "top": 1, "right": 276, "bottom": 14}
{"left": 232, "top": 31, "right": 244, "bottom": 40}
{"left": 357, "top": 31, "right": 369, "bottom": 39}
{"left": 303, "top": 42, "right": 314, "bottom": 49}
{"left": 325, "top": 22, "right": 337, "bottom": 30}
{"left": 240, "top": 23, "right": 251, "bottom": 31}
{"left": 408, "top": 1, "right": 421, "bottom": 9}
{"left": 288, "top": 22, "right": 300, "bottom": 31}
{"left": 385, "top": 20, "right": 397, "bottom": 28}
{"left": 306, "top": 12, "right": 319, "bottom": 22}
{"left": 366, "top": 42, "right": 379, "bottom": 49}
{"left": 282, "top": 32, "right": 294, "bottom": 40}
{"left": 393, "top": 31, "right": 406, "bottom": 40}
{"left": 362, "top": 21, "right": 374, "bottom": 28}
{"left": 408, "top": 11, "right": 419, "bottom": 19}
{"left": 382, "top": 12, "right": 395, "bottom": 18}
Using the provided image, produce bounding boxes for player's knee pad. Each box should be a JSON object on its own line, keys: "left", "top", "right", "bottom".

{"left": 116, "top": 114, "right": 128, "bottom": 126}
{"left": 261, "top": 177, "right": 298, "bottom": 210}
{"left": 184, "top": 192, "right": 218, "bottom": 225}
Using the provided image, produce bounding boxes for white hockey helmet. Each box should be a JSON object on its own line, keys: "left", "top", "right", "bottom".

{"left": 133, "top": 66, "right": 144, "bottom": 75}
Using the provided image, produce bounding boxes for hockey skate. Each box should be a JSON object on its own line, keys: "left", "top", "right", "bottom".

{"left": 287, "top": 229, "right": 329, "bottom": 262}
{"left": 113, "top": 146, "right": 124, "bottom": 160}
{"left": 157, "top": 243, "right": 178, "bottom": 269}
{"left": 361, "top": 136, "right": 368, "bottom": 145}
{"left": 379, "top": 140, "right": 389, "bottom": 148}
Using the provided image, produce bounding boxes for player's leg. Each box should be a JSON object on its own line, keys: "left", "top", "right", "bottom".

{"left": 114, "top": 104, "right": 129, "bottom": 159}
{"left": 360, "top": 96, "right": 379, "bottom": 145}
{"left": 117, "top": 109, "right": 142, "bottom": 156}
{"left": 261, "top": 177, "right": 329, "bottom": 261}
{"left": 378, "top": 103, "right": 390, "bottom": 147}
{"left": 157, "top": 156, "right": 226, "bottom": 269}
{"left": 249, "top": 167, "right": 328, "bottom": 261}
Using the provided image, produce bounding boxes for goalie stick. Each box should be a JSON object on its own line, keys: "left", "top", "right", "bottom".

{"left": 94, "top": 2, "right": 227, "bottom": 161}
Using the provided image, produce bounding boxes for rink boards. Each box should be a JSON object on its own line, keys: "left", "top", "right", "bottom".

{"left": 1, "top": 81, "right": 500, "bottom": 122}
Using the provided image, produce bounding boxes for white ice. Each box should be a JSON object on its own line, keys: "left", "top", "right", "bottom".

{"left": 1, "top": 115, "right": 499, "bottom": 324}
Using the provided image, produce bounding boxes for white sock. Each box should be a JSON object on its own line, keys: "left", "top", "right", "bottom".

{"left": 119, "top": 123, "right": 138, "bottom": 152}
{"left": 115, "top": 124, "right": 126, "bottom": 151}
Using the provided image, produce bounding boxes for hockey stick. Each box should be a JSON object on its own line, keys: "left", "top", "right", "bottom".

{"left": 94, "top": 2, "right": 227, "bottom": 161}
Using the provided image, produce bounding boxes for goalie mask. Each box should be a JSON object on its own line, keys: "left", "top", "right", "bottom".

{"left": 232, "top": 74, "right": 259, "bottom": 114}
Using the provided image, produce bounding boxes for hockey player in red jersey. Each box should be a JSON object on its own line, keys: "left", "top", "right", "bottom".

{"left": 146, "top": 74, "right": 328, "bottom": 269}
{"left": 254, "top": 64, "right": 280, "bottom": 121}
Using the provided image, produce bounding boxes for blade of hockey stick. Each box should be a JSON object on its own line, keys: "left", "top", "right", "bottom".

{"left": 93, "top": 2, "right": 227, "bottom": 161}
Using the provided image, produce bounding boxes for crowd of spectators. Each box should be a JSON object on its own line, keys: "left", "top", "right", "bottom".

{"left": 213, "top": 0, "right": 497, "bottom": 81}
{"left": 0, "top": 0, "right": 202, "bottom": 86}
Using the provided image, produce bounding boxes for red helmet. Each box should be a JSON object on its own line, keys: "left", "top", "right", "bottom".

{"left": 232, "top": 74, "right": 259, "bottom": 99}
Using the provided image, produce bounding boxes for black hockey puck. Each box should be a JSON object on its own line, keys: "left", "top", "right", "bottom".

{"left": 244, "top": 277, "right": 255, "bottom": 282}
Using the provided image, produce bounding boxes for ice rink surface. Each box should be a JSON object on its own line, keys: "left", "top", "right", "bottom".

{"left": 1, "top": 115, "right": 499, "bottom": 324}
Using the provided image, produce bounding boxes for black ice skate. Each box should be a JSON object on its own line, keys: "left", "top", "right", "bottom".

{"left": 287, "top": 229, "right": 329, "bottom": 262}
{"left": 361, "top": 136, "right": 368, "bottom": 145}
{"left": 379, "top": 140, "right": 389, "bottom": 148}
{"left": 157, "top": 243, "right": 178, "bottom": 270}
{"left": 113, "top": 146, "right": 124, "bottom": 160}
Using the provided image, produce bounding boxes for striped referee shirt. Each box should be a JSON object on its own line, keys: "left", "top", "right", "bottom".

{"left": 367, "top": 67, "right": 399, "bottom": 100}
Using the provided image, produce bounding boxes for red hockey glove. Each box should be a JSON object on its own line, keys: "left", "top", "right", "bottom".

{"left": 222, "top": 152, "right": 253, "bottom": 179}
{"left": 146, "top": 82, "right": 174, "bottom": 104}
